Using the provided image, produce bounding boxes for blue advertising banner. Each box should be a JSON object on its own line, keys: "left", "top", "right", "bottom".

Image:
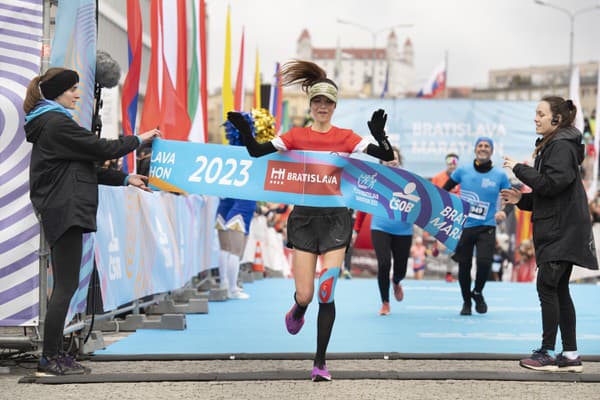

{"left": 94, "top": 187, "right": 218, "bottom": 311}
{"left": 148, "top": 140, "right": 470, "bottom": 251}
{"left": 333, "top": 99, "right": 537, "bottom": 178}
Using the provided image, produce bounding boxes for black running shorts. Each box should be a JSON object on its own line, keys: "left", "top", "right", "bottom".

{"left": 451, "top": 225, "right": 496, "bottom": 264}
{"left": 286, "top": 206, "right": 352, "bottom": 255}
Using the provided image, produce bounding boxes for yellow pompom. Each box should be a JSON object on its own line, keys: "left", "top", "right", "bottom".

{"left": 252, "top": 108, "right": 277, "bottom": 143}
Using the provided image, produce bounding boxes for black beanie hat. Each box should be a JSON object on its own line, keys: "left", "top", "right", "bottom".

{"left": 40, "top": 69, "right": 79, "bottom": 100}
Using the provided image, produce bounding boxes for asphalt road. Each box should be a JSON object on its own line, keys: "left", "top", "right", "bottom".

{"left": 1, "top": 358, "right": 599, "bottom": 400}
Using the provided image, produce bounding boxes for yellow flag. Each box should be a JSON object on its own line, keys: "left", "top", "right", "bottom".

{"left": 221, "top": 5, "right": 233, "bottom": 143}
{"left": 254, "top": 48, "right": 261, "bottom": 109}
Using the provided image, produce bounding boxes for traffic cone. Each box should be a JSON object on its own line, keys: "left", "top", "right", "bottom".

{"left": 252, "top": 241, "right": 265, "bottom": 272}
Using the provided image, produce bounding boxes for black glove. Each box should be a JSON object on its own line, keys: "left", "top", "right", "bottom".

{"left": 227, "top": 111, "right": 253, "bottom": 145}
{"left": 367, "top": 109, "right": 387, "bottom": 142}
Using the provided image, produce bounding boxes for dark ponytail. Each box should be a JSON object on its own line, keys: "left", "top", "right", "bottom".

{"left": 279, "top": 60, "right": 337, "bottom": 93}
{"left": 533, "top": 96, "right": 579, "bottom": 157}
{"left": 543, "top": 95, "right": 577, "bottom": 128}
{"left": 23, "top": 75, "right": 42, "bottom": 114}
{"left": 23, "top": 67, "right": 71, "bottom": 113}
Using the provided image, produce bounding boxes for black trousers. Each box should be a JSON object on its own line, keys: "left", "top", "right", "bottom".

{"left": 371, "top": 230, "right": 412, "bottom": 303}
{"left": 537, "top": 261, "right": 576, "bottom": 352}
{"left": 453, "top": 226, "right": 495, "bottom": 303}
{"left": 42, "top": 226, "right": 83, "bottom": 357}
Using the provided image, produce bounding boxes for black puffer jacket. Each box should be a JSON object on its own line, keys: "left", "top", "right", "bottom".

{"left": 514, "top": 126, "right": 598, "bottom": 269}
{"left": 25, "top": 111, "right": 139, "bottom": 246}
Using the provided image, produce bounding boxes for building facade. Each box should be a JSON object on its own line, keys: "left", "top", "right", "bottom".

{"left": 296, "top": 28, "right": 414, "bottom": 99}
{"left": 472, "top": 61, "right": 598, "bottom": 117}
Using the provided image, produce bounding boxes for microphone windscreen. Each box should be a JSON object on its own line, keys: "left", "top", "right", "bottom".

{"left": 95, "top": 50, "right": 121, "bottom": 88}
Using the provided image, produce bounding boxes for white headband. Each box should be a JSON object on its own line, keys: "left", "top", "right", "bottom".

{"left": 308, "top": 81, "right": 338, "bottom": 103}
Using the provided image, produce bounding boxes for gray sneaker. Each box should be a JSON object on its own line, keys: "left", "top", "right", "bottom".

{"left": 520, "top": 349, "right": 558, "bottom": 371}
{"left": 556, "top": 353, "right": 583, "bottom": 373}
{"left": 36, "top": 355, "right": 64, "bottom": 376}
{"left": 59, "top": 353, "right": 92, "bottom": 374}
{"left": 36, "top": 355, "right": 86, "bottom": 376}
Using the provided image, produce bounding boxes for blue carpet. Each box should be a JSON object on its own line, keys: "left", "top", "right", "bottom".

{"left": 96, "top": 279, "right": 600, "bottom": 355}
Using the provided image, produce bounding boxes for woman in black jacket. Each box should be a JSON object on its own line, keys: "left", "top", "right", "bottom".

{"left": 502, "top": 96, "right": 598, "bottom": 373}
{"left": 24, "top": 67, "right": 160, "bottom": 376}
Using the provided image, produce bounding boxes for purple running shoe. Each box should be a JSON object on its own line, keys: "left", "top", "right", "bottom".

{"left": 285, "top": 304, "right": 304, "bottom": 335}
{"left": 311, "top": 365, "right": 332, "bottom": 382}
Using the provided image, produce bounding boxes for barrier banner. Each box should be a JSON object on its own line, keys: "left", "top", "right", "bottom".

{"left": 333, "top": 99, "right": 538, "bottom": 178}
{"left": 94, "top": 187, "right": 216, "bottom": 311}
{"left": 0, "top": 0, "right": 43, "bottom": 326}
{"left": 148, "top": 140, "right": 470, "bottom": 251}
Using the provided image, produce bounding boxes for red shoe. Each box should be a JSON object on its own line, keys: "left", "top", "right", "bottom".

{"left": 445, "top": 273, "right": 455, "bottom": 283}
{"left": 379, "top": 302, "right": 390, "bottom": 315}
{"left": 393, "top": 282, "right": 404, "bottom": 301}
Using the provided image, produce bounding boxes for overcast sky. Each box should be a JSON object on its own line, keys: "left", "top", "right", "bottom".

{"left": 204, "top": 0, "right": 598, "bottom": 92}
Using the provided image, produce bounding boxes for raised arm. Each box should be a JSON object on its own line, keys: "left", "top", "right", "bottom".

{"left": 364, "top": 109, "right": 394, "bottom": 161}
{"left": 227, "top": 112, "right": 277, "bottom": 157}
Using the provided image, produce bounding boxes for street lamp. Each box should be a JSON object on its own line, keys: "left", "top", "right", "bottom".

{"left": 337, "top": 19, "right": 413, "bottom": 97}
{"left": 533, "top": 0, "right": 600, "bottom": 77}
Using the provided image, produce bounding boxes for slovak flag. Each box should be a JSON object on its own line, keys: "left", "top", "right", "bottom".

{"left": 417, "top": 61, "right": 446, "bottom": 98}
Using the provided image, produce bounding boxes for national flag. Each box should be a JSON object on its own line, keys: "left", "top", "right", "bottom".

{"left": 159, "top": 0, "right": 190, "bottom": 140}
{"left": 234, "top": 28, "right": 245, "bottom": 111}
{"left": 121, "top": 0, "right": 142, "bottom": 173}
{"left": 221, "top": 6, "right": 233, "bottom": 143}
{"left": 380, "top": 63, "right": 389, "bottom": 98}
{"left": 417, "top": 60, "right": 446, "bottom": 98}
{"left": 188, "top": 0, "right": 208, "bottom": 143}
{"left": 139, "top": 0, "right": 161, "bottom": 133}
{"left": 254, "top": 48, "right": 261, "bottom": 109}
{"left": 281, "top": 100, "right": 290, "bottom": 133}
{"left": 269, "top": 63, "right": 283, "bottom": 133}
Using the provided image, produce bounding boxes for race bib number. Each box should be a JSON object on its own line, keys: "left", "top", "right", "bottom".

{"left": 468, "top": 201, "right": 489, "bottom": 220}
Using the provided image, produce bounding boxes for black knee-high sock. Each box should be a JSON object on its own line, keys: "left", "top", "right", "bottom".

{"left": 292, "top": 292, "right": 308, "bottom": 320}
{"left": 314, "top": 302, "right": 335, "bottom": 368}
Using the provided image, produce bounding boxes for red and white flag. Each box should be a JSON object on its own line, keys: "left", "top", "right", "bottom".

{"left": 140, "top": 0, "right": 190, "bottom": 140}
{"left": 417, "top": 60, "right": 446, "bottom": 98}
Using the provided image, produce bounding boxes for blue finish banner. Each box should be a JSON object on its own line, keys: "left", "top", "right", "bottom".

{"left": 333, "top": 99, "right": 537, "bottom": 178}
{"left": 148, "top": 140, "right": 470, "bottom": 251}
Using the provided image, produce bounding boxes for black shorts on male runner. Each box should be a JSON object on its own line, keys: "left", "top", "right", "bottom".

{"left": 451, "top": 225, "right": 495, "bottom": 264}
{"left": 286, "top": 206, "right": 352, "bottom": 255}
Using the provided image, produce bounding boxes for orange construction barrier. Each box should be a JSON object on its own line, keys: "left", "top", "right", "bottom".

{"left": 252, "top": 241, "right": 265, "bottom": 272}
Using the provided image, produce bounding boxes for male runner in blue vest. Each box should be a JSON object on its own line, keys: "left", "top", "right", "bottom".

{"left": 443, "top": 137, "right": 511, "bottom": 315}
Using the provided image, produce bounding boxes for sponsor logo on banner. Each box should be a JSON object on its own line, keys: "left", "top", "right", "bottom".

{"left": 353, "top": 172, "right": 380, "bottom": 206}
{"left": 264, "top": 160, "right": 342, "bottom": 195}
{"left": 357, "top": 173, "right": 377, "bottom": 190}
{"left": 389, "top": 182, "right": 420, "bottom": 213}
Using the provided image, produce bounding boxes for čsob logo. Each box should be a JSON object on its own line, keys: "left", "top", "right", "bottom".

{"left": 389, "top": 182, "right": 420, "bottom": 212}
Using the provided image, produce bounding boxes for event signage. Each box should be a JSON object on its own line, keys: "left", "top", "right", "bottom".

{"left": 148, "top": 140, "right": 470, "bottom": 251}
{"left": 333, "top": 99, "right": 538, "bottom": 178}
